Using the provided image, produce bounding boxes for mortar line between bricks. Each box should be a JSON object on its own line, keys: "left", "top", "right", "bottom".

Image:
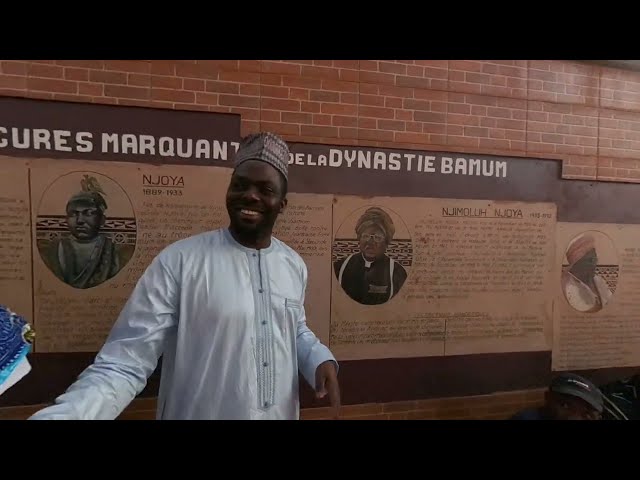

{"left": 596, "top": 65, "right": 602, "bottom": 180}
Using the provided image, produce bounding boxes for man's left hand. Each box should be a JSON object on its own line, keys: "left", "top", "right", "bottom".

{"left": 315, "top": 360, "right": 341, "bottom": 419}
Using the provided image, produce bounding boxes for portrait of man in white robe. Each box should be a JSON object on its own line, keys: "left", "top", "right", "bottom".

{"left": 561, "top": 233, "right": 614, "bottom": 314}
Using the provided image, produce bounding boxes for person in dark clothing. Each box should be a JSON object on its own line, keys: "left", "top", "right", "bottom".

{"left": 511, "top": 373, "right": 603, "bottom": 420}
{"left": 334, "top": 207, "right": 408, "bottom": 305}
{"left": 598, "top": 374, "right": 640, "bottom": 420}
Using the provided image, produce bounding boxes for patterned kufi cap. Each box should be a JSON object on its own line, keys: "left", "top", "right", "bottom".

{"left": 233, "top": 132, "right": 290, "bottom": 182}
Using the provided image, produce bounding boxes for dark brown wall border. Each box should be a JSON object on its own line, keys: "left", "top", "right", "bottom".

{"left": 1, "top": 352, "right": 635, "bottom": 409}
{"left": 0, "top": 351, "right": 551, "bottom": 408}
{"left": 287, "top": 142, "right": 640, "bottom": 225}
{"left": 0, "top": 96, "right": 240, "bottom": 166}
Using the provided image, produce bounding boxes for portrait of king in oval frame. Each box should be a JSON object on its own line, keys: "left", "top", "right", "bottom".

{"left": 561, "top": 230, "right": 619, "bottom": 314}
{"left": 332, "top": 205, "right": 413, "bottom": 307}
{"left": 35, "top": 171, "right": 137, "bottom": 290}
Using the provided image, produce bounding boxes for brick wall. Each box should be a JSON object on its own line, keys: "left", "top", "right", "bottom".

{"left": 2, "top": 60, "right": 640, "bottom": 184}
{"left": 2, "top": 59, "right": 636, "bottom": 418}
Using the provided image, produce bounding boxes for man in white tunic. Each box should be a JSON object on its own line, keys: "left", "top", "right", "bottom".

{"left": 29, "top": 132, "right": 340, "bottom": 420}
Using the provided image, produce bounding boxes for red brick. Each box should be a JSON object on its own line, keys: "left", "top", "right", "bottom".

{"left": 379, "top": 61, "right": 407, "bottom": 75}
{"left": 396, "top": 75, "right": 439, "bottom": 90}
{"left": 104, "top": 85, "right": 148, "bottom": 99}
{"left": 289, "top": 88, "right": 309, "bottom": 100}
{"left": 334, "top": 60, "right": 359, "bottom": 69}
{"left": 23, "top": 91, "right": 54, "bottom": 100}
{"left": 301, "top": 125, "right": 339, "bottom": 138}
{"left": 449, "top": 60, "right": 527, "bottom": 99}
{"left": 359, "top": 60, "right": 379, "bottom": 71}
{"left": 205, "top": 80, "right": 240, "bottom": 94}
{"left": 27, "top": 78, "right": 76, "bottom": 94}
{"left": 128, "top": 73, "right": 151, "bottom": 87}
{"left": 378, "top": 119, "right": 406, "bottom": 131}
{"left": 0, "top": 75, "right": 26, "bottom": 90}
{"left": 90, "top": 70, "right": 127, "bottom": 85}
{"left": 414, "top": 111, "right": 446, "bottom": 123}
{"left": 359, "top": 94, "right": 384, "bottom": 106}
{"left": 261, "top": 85, "right": 289, "bottom": 98}
{"left": 1, "top": 61, "right": 28, "bottom": 76}
{"left": 377, "top": 84, "right": 412, "bottom": 98}
{"left": 79, "top": 82, "right": 103, "bottom": 96}
{"left": 339, "top": 127, "right": 358, "bottom": 139}
{"left": 404, "top": 98, "right": 438, "bottom": 111}
{"left": 302, "top": 66, "right": 340, "bottom": 80}
{"left": 322, "top": 79, "right": 358, "bottom": 93}
{"left": 313, "top": 114, "right": 332, "bottom": 126}
{"left": 321, "top": 103, "right": 358, "bottom": 116}
{"left": 64, "top": 67, "right": 88, "bottom": 81}
{"left": 149, "top": 61, "right": 175, "bottom": 76}
{"left": 339, "top": 69, "right": 359, "bottom": 82}
{"left": 407, "top": 65, "right": 424, "bottom": 77}
{"left": 28, "top": 63, "right": 63, "bottom": 79}
{"left": 260, "top": 73, "right": 283, "bottom": 85}
{"left": 56, "top": 60, "right": 104, "bottom": 69}
{"left": 195, "top": 92, "right": 219, "bottom": 105}
{"left": 239, "top": 60, "right": 261, "bottom": 72}
{"left": 396, "top": 131, "right": 438, "bottom": 144}
{"left": 566, "top": 156, "right": 598, "bottom": 167}
{"left": 414, "top": 60, "right": 448, "bottom": 69}
{"left": 528, "top": 101, "right": 599, "bottom": 157}
{"left": 358, "top": 128, "right": 394, "bottom": 142}
{"left": 219, "top": 71, "right": 260, "bottom": 84}
{"left": 396, "top": 109, "right": 413, "bottom": 121}
{"left": 601, "top": 67, "right": 640, "bottom": 112}
{"left": 104, "top": 60, "right": 150, "bottom": 73}
{"left": 310, "top": 90, "right": 340, "bottom": 103}
{"left": 184, "top": 79, "right": 205, "bottom": 92}
{"left": 262, "top": 61, "right": 302, "bottom": 76}
{"left": 598, "top": 108, "right": 640, "bottom": 159}
{"left": 220, "top": 94, "right": 260, "bottom": 109}
{"left": 175, "top": 62, "right": 218, "bottom": 80}
{"left": 359, "top": 105, "right": 395, "bottom": 119}
{"left": 358, "top": 118, "right": 377, "bottom": 129}
{"left": 332, "top": 116, "right": 358, "bottom": 128}
{"left": 386, "top": 97, "right": 403, "bottom": 109}
{"left": 450, "top": 60, "right": 482, "bottom": 72}
{"left": 52, "top": 93, "right": 94, "bottom": 103}
{"left": 360, "top": 71, "right": 395, "bottom": 85}
{"left": 282, "top": 76, "right": 322, "bottom": 89}
{"left": 262, "top": 97, "right": 300, "bottom": 112}
{"left": 241, "top": 120, "right": 261, "bottom": 135}
{"left": 152, "top": 88, "right": 193, "bottom": 103}
{"left": 228, "top": 108, "right": 258, "bottom": 122}
{"left": 116, "top": 98, "right": 153, "bottom": 108}
{"left": 563, "top": 165, "right": 595, "bottom": 179}
{"left": 301, "top": 101, "right": 320, "bottom": 113}
{"left": 260, "top": 122, "right": 300, "bottom": 136}
{"left": 529, "top": 61, "right": 599, "bottom": 106}
{"left": 237, "top": 84, "right": 260, "bottom": 98}
{"left": 261, "top": 110, "right": 281, "bottom": 122}
{"left": 152, "top": 75, "right": 183, "bottom": 89}
{"left": 148, "top": 100, "right": 173, "bottom": 109}
{"left": 281, "top": 112, "right": 313, "bottom": 124}
{"left": 197, "top": 60, "right": 238, "bottom": 71}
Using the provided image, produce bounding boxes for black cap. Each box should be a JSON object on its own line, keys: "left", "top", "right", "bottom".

{"left": 550, "top": 373, "right": 603, "bottom": 413}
